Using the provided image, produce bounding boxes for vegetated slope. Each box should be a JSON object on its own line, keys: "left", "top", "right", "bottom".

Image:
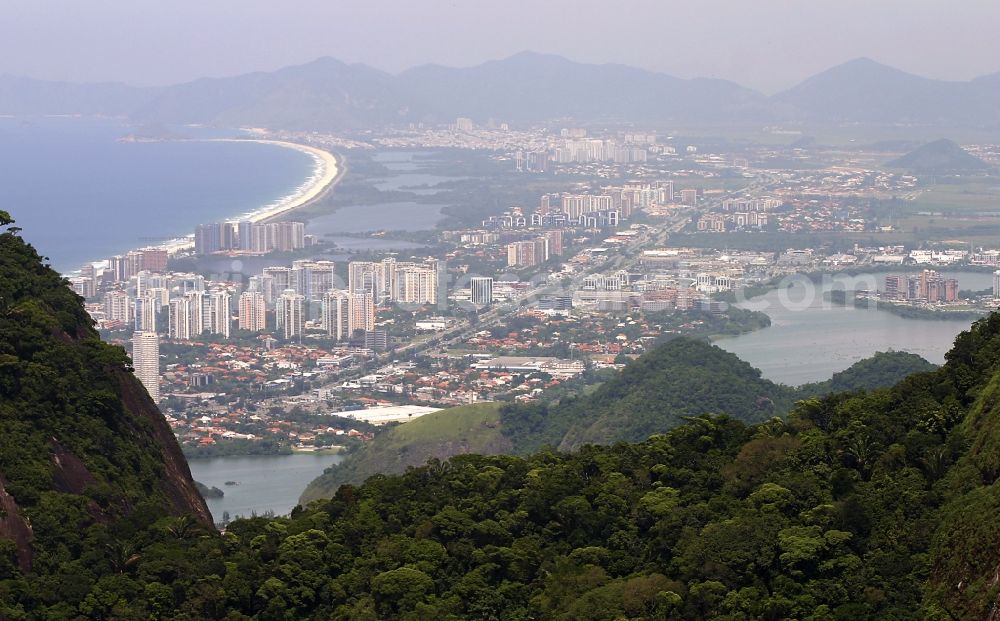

{"left": 794, "top": 350, "right": 937, "bottom": 396}
{"left": 885, "top": 138, "right": 995, "bottom": 174}
{"left": 302, "top": 344, "right": 934, "bottom": 504}
{"left": 545, "top": 339, "right": 791, "bottom": 452}
{"left": 501, "top": 340, "right": 936, "bottom": 454}
{"left": 2, "top": 222, "right": 999, "bottom": 617}
{"left": 0, "top": 212, "right": 211, "bottom": 580}
{"left": 300, "top": 403, "right": 509, "bottom": 504}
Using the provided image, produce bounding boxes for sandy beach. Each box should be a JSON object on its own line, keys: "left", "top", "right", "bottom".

{"left": 217, "top": 139, "right": 340, "bottom": 224}
{"left": 154, "top": 139, "right": 340, "bottom": 255}
{"left": 66, "top": 137, "right": 341, "bottom": 276}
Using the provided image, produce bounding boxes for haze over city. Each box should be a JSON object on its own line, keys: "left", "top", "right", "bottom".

{"left": 3, "top": 0, "right": 1000, "bottom": 92}
{"left": 6, "top": 2, "right": 1000, "bottom": 618}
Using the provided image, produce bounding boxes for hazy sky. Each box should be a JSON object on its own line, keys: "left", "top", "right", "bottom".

{"left": 3, "top": 0, "right": 998, "bottom": 93}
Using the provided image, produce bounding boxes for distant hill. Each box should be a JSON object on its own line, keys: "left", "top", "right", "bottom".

{"left": 301, "top": 343, "right": 936, "bottom": 502}
{"left": 300, "top": 402, "right": 508, "bottom": 504}
{"left": 774, "top": 57, "right": 1000, "bottom": 126}
{"left": 886, "top": 138, "right": 994, "bottom": 174}
{"left": 8, "top": 53, "right": 1000, "bottom": 129}
{"left": 0, "top": 53, "right": 766, "bottom": 129}
{"left": 796, "top": 350, "right": 937, "bottom": 394}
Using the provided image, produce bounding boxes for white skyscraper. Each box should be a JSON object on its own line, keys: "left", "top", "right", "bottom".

{"left": 131, "top": 331, "right": 160, "bottom": 402}
{"left": 322, "top": 290, "right": 351, "bottom": 340}
{"left": 470, "top": 277, "right": 494, "bottom": 307}
{"left": 134, "top": 295, "right": 158, "bottom": 333}
{"left": 994, "top": 270, "right": 1000, "bottom": 298}
{"left": 202, "top": 290, "right": 232, "bottom": 338}
{"left": 276, "top": 289, "right": 305, "bottom": 340}
{"left": 321, "top": 290, "right": 374, "bottom": 340}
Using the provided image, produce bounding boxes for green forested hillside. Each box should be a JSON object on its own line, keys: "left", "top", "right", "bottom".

{"left": 0, "top": 212, "right": 212, "bottom": 614}
{"left": 3, "top": 209, "right": 1000, "bottom": 619}
{"left": 304, "top": 343, "right": 934, "bottom": 500}
{"left": 300, "top": 403, "right": 509, "bottom": 505}
{"left": 793, "top": 350, "right": 936, "bottom": 396}
{"left": 504, "top": 338, "right": 793, "bottom": 454}
{"left": 500, "top": 342, "right": 935, "bottom": 455}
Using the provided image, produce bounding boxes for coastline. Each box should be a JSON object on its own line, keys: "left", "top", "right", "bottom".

{"left": 154, "top": 139, "right": 341, "bottom": 255}
{"left": 212, "top": 139, "right": 341, "bottom": 224}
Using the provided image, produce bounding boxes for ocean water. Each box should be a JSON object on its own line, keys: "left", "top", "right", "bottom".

{"left": 0, "top": 117, "right": 314, "bottom": 272}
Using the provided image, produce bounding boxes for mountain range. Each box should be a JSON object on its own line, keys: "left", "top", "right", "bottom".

{"left": 5, "top": 53, "right": 1000, "bottom": 130}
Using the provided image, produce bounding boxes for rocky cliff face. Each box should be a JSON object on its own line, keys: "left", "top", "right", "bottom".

{"left": 0, "top": 215, "right": 211, "bottom": 572}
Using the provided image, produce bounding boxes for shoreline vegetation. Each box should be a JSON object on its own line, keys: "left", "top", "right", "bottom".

{"left": 826, "top": 289, "right": 988, "bottom": 320}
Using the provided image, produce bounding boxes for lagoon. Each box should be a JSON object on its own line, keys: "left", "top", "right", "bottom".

{"left": 716, "top": 272, "right": 987, "bottom": 385}
{"left": 188, "top": 452, "right": 343, "bottom": 522}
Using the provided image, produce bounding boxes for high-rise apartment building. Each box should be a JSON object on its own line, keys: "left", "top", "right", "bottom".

{"left": 349, "top": 292, "right": 375, "bottom": 334}
{"left": 322, "top": 291, "right": 350, "bottom": 340}
{"left": 202, "top": 291, "right": 232, "bottom": 338}
{"left": 276, "top": 289, "right": 305, "bottom": 340}
{"left": 103, "top": 290, "right": 132, "bottom": 324}
{"left": 131, "top": 331, "right": 160, "bottom": 402}
{"left": 396, "top": 265, "right": 438, "bottom": 305}
{"left": 168, "top": 294, "right": 198, "bottom": 340}
{"left": 238, "top": 291, "right": 267, "bottom": 332}
{"left": 262, "top": 267, "right": 292, "bottom": 304}
{"left": 321, "top": 290, "right": 375, "bottom": 340}
{"left": 134, "top": 295, "right": 158, "bottom": 333}
{"left": 507, "top": 239, "right": 549, "bottom": 268}
{"left": 291, "top": 260, "right": 337, "bottom": 301}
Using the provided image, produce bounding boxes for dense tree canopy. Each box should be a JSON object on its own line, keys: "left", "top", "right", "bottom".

{"left": 1, "top": 212, "right": 998, "bottom": 619}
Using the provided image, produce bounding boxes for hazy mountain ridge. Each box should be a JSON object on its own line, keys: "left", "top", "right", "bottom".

{"left": 774, "top": 57, "right": 1000, "bottom": 126}
{"left": 6, "top": 53, "right": 1000, "bottom": 128}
